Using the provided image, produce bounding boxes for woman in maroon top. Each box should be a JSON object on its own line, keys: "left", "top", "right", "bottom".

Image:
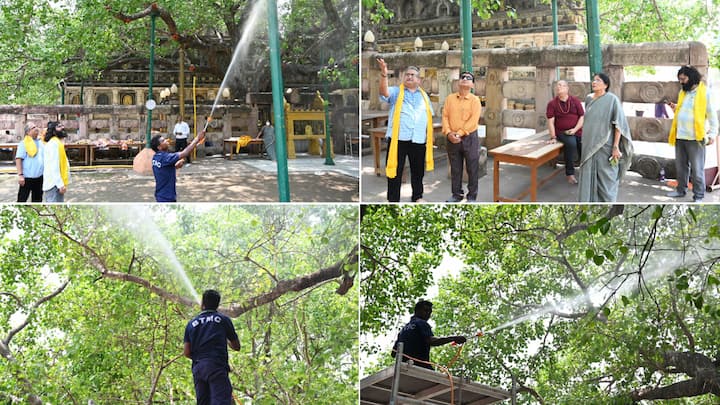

{"left": 546, "top": 80, "right": 585, "bottom": 184}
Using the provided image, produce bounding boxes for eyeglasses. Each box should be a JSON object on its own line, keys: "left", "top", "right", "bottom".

{"left": 460, "top": 74, "right": 474, "bottom": 81}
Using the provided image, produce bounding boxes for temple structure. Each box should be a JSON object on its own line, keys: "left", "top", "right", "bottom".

{"left": 364, "top": 0, "right": 586, "bottom": 80}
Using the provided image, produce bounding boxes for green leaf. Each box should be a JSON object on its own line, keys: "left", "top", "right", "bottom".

{"left": 593, "top": 255, "right": 605, "bottom": 266}
{"left": 621, "top": 295, "right": 630, "bottom": 306}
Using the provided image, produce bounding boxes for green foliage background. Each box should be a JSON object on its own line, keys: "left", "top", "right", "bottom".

{"left": 361, "top": 205, "right": 720, "bottom": 404}
{"left": 0, "top": 204, "right": 358, "bottom": 404}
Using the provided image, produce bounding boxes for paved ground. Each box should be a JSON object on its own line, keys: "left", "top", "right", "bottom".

{"left": 0, "top": 154, "right": 359, "bottom": 203}
{"left": 360, "top": 151, "right": 720, "bottom": 204}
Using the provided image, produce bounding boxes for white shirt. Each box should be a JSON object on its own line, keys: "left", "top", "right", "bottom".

{"left": 174, "top": 122, "right": 190, "bottom": 139}
{"left": 42, "top": 137, "right": 70, "bottom": 191}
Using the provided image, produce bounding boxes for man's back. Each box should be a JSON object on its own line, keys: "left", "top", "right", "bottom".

{"left": 395, "top": 315, "right": 433, "bottom": 367}
{"left": 184, "top": 310, "right": 238, "bottom": 365}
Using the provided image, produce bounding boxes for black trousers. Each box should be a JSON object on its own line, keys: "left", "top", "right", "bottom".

{"left": 17, "top": 176, "right": 43, "bottom": 202}
{"left": 557, "top": 133, "right": 582, "bottom": 176}
{"left": 175, "top": 137, "right": 190, "bottom": 163}
{"left": 446, "top": 130, "right": 480, "bottom": 200}
{"left": 385, "top": 140, "right": 426, "bottom": 202}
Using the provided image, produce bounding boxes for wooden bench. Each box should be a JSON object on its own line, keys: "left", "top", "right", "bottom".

{"left": 223, "top": 137, "right": 264, "bottom": 160}
{"left": 488, "top": 130, "right": 563, "bottom": 202}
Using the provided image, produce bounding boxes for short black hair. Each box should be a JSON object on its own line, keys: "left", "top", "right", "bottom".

{"left": 677, "top": 65, "right": 701, "bottom": 87}
{"left": 150, "top": 134, "right": 163, "bottom": 152}
{"left": 460, "top": 71, "right": 475, "bottom": 82}
{"left": 202, "top": 289, "right": 221, "bottom": 310}
{"left": 593, "top": 72, "right": 611, "bottom": 90}
{"left": 414, "top": 299, "right": 433, "bottom": 313}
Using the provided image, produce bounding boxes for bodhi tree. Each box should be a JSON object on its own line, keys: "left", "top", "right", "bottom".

{"left": 361, "top": 204, "right": 720, "bottom": 404}
{"left": 0, "top": 204, "right": 358, "bottom": 404}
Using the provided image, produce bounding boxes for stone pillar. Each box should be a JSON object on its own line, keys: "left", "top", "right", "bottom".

{"left": 366, "top": 52, "right": 381, "bottom": 110}
{"left": 85, "top": 89, "right": 95, "bottom": 106}
{"left": 222, "top": 111, "right": 232, "bottom": 139}
{"left": 112, "top": 89, "right": 120, "bottom": 105}
{"left": 110, "top": 108, "right": 119, "bottom": 137}
{"left": 484, "top": 67, "right": 508, "bottom": 149}
{"left": 437, "top": 68, "right": 455, "bottom": 112}
{"left": 78, "top": 114, "right": 88, "bottom": 138}
{"left": 605, "top": 65, "right": 625, "bottom": 99}
{"left": 135, "top": 90, "right": 145, "bottom": 106}
{"left": 535, "top": 67, "right": 555, "bottom": 132}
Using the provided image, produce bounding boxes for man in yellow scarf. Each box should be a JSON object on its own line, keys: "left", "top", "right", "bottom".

{"left": 42, "top": 121, "right": 70, "bottom": 202}
{"left": 666, "top": 65, "right": 717, "bottom": 203}
{"left": 377, "top": 58, "right": 434, "bottom": 202}
{"left": 15, "top": 123, "right": 44, "bottom": 202}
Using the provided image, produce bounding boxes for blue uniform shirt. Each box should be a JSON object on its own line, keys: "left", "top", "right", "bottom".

{"left": 394, "top": 315, "right": 434, "bottom": 368}
{"left": 381, "top": 86, "right": 434, "bottom": 143}
{"left": 15, "top": 139, "right": 44, "bottom": 179}
{"left": 152, "top": 151, "right": 180, "bottom": 202}
{"left": 184, "top": 310, "right": 239, "bottom": 366}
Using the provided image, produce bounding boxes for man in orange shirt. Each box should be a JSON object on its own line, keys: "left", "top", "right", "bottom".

{"left": 442, "top": 71, "right": 482, "bottom": 202}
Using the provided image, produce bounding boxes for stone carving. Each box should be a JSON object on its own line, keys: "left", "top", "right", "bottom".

{"left": 632, "top": 155, "right": 662, "bottom": 179}
{"left": 502, "top": 80, "right": 534, "bottom": 99}
{"left": 629, "top": 117, "right": 670, "bottom": 143}
{"left": 639, "top": 82, "right": 664, "bottom": 103}
{"left": 502, "top": 110, "right": 535, "bottom": 129}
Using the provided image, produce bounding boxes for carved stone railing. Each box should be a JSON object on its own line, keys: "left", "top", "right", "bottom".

{"left": 0, "top": 104, "right": 258, "bottom": 156}
{"left": 362, "top": 41, "right": 716, "bottom": 180}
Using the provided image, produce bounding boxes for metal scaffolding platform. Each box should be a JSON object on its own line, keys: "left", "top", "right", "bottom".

{"left": 361, "top": 344, "right": 511, "bottom": 405}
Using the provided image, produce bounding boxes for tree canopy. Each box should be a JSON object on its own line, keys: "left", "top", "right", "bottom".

{"left": 1, "top": 204, "right": 358, "bottom": 404}
{"left": 0, "top": 0, "right": 358, "bottom": 104}
{"left": 361, "top": 204, "right": 720, "bottom": 404}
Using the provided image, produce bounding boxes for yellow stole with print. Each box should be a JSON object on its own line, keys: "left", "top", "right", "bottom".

{"left": 669, "top": 82, "right": 706, "bottom": 146}
{"left": 52, "top": 137, "right": 70, "bottom": 186}
{"left": 386, "top": 84, "right": 434, "bottom": 179}
{"left": 23, "top": 136, "right": 38, "bottom": 157}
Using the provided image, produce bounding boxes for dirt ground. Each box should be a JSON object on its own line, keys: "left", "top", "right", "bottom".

{"left": 0, "top": 154, "right": 359, "bottom": 203}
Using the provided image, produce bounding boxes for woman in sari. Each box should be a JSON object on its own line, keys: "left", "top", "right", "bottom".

{"left": 578, "top": 73, "right": 633, "bottom": 202}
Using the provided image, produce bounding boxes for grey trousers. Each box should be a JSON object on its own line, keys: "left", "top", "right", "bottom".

{"left": 446, "top": 130, "right": 480, "bottom": 200}
{"left": 674, "top": 139, "right": 706, "bottom": 199}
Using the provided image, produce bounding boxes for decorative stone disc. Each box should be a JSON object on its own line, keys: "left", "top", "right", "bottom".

{"left": 633, "top": 156, "right": 661, "bottom": 179}
{"left": 637, "top": 119, "right": 665, "bottom": 142}
{"left": 639, "top": 82, "right": 664, "bottom": 103}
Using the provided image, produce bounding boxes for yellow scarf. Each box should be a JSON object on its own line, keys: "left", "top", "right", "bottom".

{"left": 669, "top": 82, "right": 706, "bottom": 146}
{"left": 235, "top": 135, "right": 252, "bottom": 153}
{"left": 23, "top": 136, "right": 38, "bottom": 157}
{"left": 52, "top": 137, "right": 70, "bottom": 186}
{"left": 386, "top": 84, "right": 434, "bottom": 179}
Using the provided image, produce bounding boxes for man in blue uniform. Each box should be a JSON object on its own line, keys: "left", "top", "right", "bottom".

{"left": 151, "top": 130, "right": 205, "bottom": 202}
{"left": 184, "top": 289, "right": 240, "bottom": 405}
{"left": 392, "top": 300, "right": 466, "bottom": 369}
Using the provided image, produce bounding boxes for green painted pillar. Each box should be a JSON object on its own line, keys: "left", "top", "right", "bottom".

{"left": 552, "top": 0, "right": 558, "bottom": 46}
{"left": 146, "top": 12, "right": 157, "bottom": 148}
{"left": 461, "top": 0, "right": 472, "bottom": 73}
{"left": 552, "top": 0, "right": 559, "bottom": 80}
{"left": 267, "top": 0, "right": 291, "bottom": 202}
{"left": 586, "top": 0, "right": 602, "bottom": 75}
{"left": 323, "top": 80, "right": 335, "bottom": 165}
